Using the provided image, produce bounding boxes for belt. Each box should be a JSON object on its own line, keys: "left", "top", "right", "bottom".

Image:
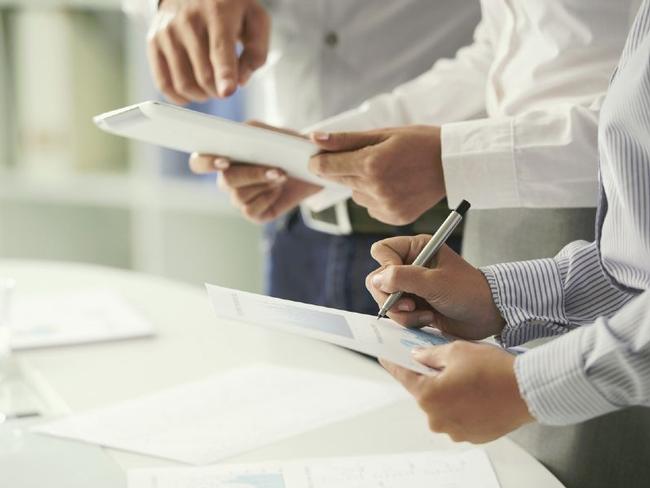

{"left": 300, "top": 199, "right": 461, "bottom": 236}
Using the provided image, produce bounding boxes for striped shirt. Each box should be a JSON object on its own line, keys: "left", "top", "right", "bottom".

{"left": 481, "top": 1, "right": 650, "bottom": 426}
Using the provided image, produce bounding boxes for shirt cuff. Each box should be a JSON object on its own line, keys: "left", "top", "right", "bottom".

{"left": 441, "top": 117, "right": 519, "bottom": 209}
{"left": 481, "top": 262, "right": 570, "bottom": 347}
{"left": 515, "top": 327, "right": 617, "bottom": 425}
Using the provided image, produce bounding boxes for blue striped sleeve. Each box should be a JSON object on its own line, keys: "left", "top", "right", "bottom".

{"left": 481, "top": 240, "right": 634, "bottom": 348}
{"left": 515, "top": 291, "right": 650, "bottom": 425}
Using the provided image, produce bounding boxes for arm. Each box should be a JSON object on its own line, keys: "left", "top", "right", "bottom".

{"left": 482, "top": 239, "right": 635, "bottom": 347}
{"left": 515, "top": 290, "right": 650, "bottom": 425}
{"left": 306, "top": 20, "right": 493, "bottom": 133}
{"left": 301, "top": 20, "right": 495, "bottom": 217}
{"left": 441, "top": 99, "right": 603, "bottom": 208}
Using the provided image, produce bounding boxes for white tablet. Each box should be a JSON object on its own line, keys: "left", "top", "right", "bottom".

{"left": 94, "top": 101, "right": 348, "bottom": 199}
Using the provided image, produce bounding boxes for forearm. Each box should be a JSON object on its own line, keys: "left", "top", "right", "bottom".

{"left": 515, "top": 291, "right": 650, "bottom": 425}
{"left": 482, "top": 240, "right": 635, "bottom": 347}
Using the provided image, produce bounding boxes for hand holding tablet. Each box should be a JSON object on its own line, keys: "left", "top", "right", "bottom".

{"left": 94, "top": 101, "right": 352, "bottom": 211}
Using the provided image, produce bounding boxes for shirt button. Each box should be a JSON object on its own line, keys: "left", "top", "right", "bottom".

{"left": 324, "top": 31, "right": 339, "bottom": 48}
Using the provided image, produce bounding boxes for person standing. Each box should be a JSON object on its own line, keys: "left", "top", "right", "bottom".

{"left": 363, "top": 5, "right": 650, "bottom": 487}
{"left": 138, "top": 0, "right": 480, "bottom": 314}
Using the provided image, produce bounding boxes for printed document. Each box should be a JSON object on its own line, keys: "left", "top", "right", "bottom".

{"left": 33, "top": 364, "right": 407, "bottom": 465}
{"left": 128, "top": 449, "right": 501, "bottom": 488}
{"left": 11, "top": 289, "right": 153, "bottom": 349}
{"left": 207, "top": 285, "right": 450, "bottom": 375}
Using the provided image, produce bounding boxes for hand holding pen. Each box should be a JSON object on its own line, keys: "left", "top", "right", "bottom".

{"left": 376, "top": 200, "right": 470, "bottom": 319}
{"left": 366, "top": 201, "right": 507, "bottom": 339}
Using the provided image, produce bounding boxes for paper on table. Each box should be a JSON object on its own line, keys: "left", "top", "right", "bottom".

{"left": 33, "top": 364, "right": 408, "bottom": 465}
{"left": 206, "top": 284, "right": 451, "bottom": 375}
{"left": 128, "top": 449, "right": 501, "bottom": 488}
{"left": 11, "top": 289, "right": 154, "bottom": 350}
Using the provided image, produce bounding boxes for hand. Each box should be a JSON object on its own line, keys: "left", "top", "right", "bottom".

{"left": 308, "top": 126, "right": 445, "bottom": 225}
{"left": 366, "top": 235, "right": 505, "bottom": 340}
{"left": 381, "top": 342, "right": 533, "bottom": 443}
{"left": 189, "top": 122, "right": 322, "bottom": 223}
{"left": 148, "top": 0, "right": 270, "bottom": 103}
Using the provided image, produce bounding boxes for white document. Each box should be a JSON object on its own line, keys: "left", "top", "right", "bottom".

{"left": 94, "top": 101, "right": 352, "bottom": 211}
{"left": 33, "top": 364, "right": 407, "bottom": 465}
{"left": 11, "top": 289, "right": 154, "bottom": 350}
{"left": 128, "top": 449, "right": 501, "bottom": 488}
{"left": 207, "top": 285, "right": 451, "bottom": 375}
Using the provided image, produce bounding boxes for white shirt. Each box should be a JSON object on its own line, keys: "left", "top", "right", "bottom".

{"left": 247, "top": 0, "right": 480, "bottom": 130}
{"left": 311, "top": 0, "right": 638, "bottom": 210}
{"left": 127, "top": 0, "right": 480, "bottom": 131}
{"left": 481, "top": 0, "right": 650, "bottom": 425}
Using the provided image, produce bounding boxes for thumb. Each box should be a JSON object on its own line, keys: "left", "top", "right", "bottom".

{"left": 411, "top": 345, "right": 450, "bottom": 369}
{"left": 309, "top": 130, "right": 386, "bottom": 152}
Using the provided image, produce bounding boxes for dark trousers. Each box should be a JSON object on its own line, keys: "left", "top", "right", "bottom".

{"left": 265, "top": 212, "right": 461, "bottom": 315}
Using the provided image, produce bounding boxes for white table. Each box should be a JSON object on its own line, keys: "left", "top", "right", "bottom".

{"left": 0, "top": 260, "right": 564, "bottom": 487}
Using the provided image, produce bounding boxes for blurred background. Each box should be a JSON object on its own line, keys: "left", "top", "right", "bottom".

{"left": 0, "top": 0, "right": 264, "bottom": 292}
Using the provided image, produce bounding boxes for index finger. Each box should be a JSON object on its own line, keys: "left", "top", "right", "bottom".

{"left": 309, "top": 151, "right": 363, "bottom": 178}
{"left": 189, "top": 153, "right": 230, "bottom": 174}
{"left": 221, "top": 164, "right": 287, "bottom": 189}
{"left": 207, "top": 6, "right": 239, "bottom": 96}
{"left": 379, "top": 359, "right": 424, "bottom": 396}
{"left": 370, "top": 235, "right": 433, "bottom": 266}
{"left": 237, "top": 4, "right": 270, "bottom": 85}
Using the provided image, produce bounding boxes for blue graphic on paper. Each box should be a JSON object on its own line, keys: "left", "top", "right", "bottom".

{"left": 400, "top": 328, "right": 449, "bottom": 350}
{"left": 262, "top": 303, "right": 354, "bottom": 338}
{"left": 218, "top": 473, "right": 285, "bottom": 488}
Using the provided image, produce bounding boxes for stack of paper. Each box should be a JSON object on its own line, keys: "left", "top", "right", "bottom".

{"left": 11, "top": 289, "right": 154, "bottom": 350}
{"left": 128, "top": 449, "right": 501, "bottom": 488}
{"left": 33, "top": 364, "right": 408, "bottom": 465}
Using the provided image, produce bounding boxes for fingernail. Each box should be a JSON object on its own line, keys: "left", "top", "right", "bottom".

{"left": 419, "top": 312, "right": 434, "bottom": 326}
{"left": 372, "top": 273, "right": 383, "bottom": 287}
{"left": 266, "top": 169, "right": 282, "bottom": 180}
{"left": 217, "top": 79, "right": 235, "bottom": 97}
{"left": 214, "top": 158, "right": 230, "bottom": 170}
{"left": 312, "top": 132, "right": 330, "bottom": 142}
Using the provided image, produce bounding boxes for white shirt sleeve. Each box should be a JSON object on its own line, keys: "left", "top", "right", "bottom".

{"left": 302, "top": 21, "right": 492, "bottom": 210}
{"left": 305, "top": 20, "right": 492, "bottom": 133}
{"left": 480, "top": 241, "right": 649, "bottom": 425}
{"left": 441, "top": 98, "right": 603, "bottom": 209}
{"left": 515, "top": 291, "right": 650, "bottom": 425}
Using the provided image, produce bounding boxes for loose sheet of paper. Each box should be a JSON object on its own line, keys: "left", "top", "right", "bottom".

{"left": 206, "top": 284, "right": 450, "bottom": 375}
{"left": 10, "top": 289, "right": 154, "bottom": 349}
{"left": 33, "top": 364, "right": 407, "bottom": 465}
{"left": 128, "top": 449, "right": 501, "bottom": 488}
